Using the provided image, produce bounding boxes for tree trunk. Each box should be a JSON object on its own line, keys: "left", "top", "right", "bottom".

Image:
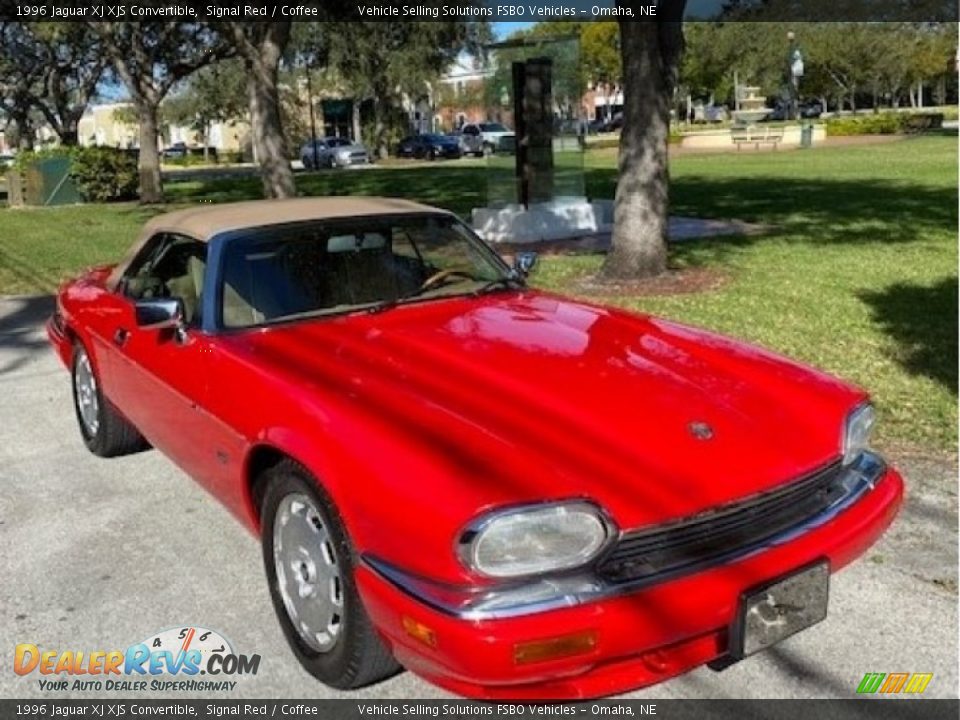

{"left": 600, "top": 21, "right": 680, "bottom": 280}
{"left": 246, "top": 49, "right": 295, "bottom": 199}
{"left": 59, "top": 125, "right": 79, "bottom": 147}
{"left": 372, "top": 97, "right": 388, "bottom": 160}
{"left": 352, "top": 99, "right": 362, "bottom": 143}
{"left": 11, "top": 111, "right": 34, "bottom": 151}
{"left": 137, "top": 102, "right": 163, "bottom": 203}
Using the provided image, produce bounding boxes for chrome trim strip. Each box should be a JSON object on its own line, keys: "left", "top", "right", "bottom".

{"left": 362, "top": 451, "right": 887, "bottom": 621}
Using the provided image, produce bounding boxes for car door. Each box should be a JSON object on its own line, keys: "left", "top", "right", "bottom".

{"left": 105, "top": 233, "right": 217, "bottom": 481}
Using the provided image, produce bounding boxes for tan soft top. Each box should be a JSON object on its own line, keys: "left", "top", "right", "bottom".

{"left": 107, "top": 196, "right": 448, "bottom": 290}
{"left": 141, "top": 196, "right": 447, "bottom": 242}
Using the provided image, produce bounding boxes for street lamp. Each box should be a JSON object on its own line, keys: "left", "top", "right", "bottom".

{"left": 786, "top": 31, "right": 804, "bottom": 121}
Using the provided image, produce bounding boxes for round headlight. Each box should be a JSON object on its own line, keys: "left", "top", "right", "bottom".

{"left": 458, "top": 502, "right": 613, "bottom": 578}
{"left": 843, "top": 402, "right": 875, "bottom": 465}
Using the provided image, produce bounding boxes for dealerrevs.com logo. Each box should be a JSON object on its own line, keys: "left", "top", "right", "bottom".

{"left": 14, "top": 626, "right": 260, "bottom": 692}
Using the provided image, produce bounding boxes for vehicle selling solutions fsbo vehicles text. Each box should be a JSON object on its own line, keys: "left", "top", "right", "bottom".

{"left": 355, "top": 5, "right": 655, "bottom": 18}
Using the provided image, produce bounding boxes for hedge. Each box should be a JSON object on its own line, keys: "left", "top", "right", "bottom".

{"left": 825, "top": 112, "right": 944, "bottom": 136}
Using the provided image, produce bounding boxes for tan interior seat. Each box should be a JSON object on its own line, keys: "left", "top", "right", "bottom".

{"left": 165, "top": 255, "right": 206, "bottom": 325}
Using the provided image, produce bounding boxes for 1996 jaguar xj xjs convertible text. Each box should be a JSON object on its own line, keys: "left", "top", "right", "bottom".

{"left": 48, "top": 197, "right": 903, "bottom": 699}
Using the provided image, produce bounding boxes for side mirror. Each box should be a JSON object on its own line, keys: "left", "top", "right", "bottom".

{"left": 135, "top": 297, "right": 185, "bottom": 331}
{"left": 514, "top": 251, "right": 539, "bottom": 277}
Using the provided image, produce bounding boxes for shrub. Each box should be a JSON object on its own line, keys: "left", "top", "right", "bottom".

{"left": 68, "top": 147, "right": 139, "bottom": 202}
{"left": 163, "top": 152, "right": 211, "bottom": 168}
{"left": 826, "top": 112, "right": 945, "bottom": 136}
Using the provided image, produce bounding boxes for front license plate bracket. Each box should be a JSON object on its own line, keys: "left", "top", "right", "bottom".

{"left": 730, "top": 559, "right": 830, "bottom": 660}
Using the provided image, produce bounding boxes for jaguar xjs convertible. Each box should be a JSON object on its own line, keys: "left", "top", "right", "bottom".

{"left": 48, "top": 197, "right": 903, "bottom": 699}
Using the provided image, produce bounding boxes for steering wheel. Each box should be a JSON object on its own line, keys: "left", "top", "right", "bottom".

{"left": 419, "top": 268, "right": 477, "bottom": 293}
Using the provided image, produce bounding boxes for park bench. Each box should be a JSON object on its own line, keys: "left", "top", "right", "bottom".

{"left": 731, "top": 124, "right": 784, "bottom": 150}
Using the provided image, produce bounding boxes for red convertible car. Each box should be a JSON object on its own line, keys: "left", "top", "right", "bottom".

{"left": 48, "top": 198, "right": 903, "bottom": 699}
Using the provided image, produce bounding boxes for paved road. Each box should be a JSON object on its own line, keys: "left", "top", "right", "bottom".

{"left": 0, "top": 296, "right": 956, "bottom": 700}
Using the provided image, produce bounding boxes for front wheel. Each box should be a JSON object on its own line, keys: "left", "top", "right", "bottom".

{"left": 260, "top": 460, "right": 401, "bottom": 689}
{"left": 71, "top": 341, "right": 146, "bottom": 457}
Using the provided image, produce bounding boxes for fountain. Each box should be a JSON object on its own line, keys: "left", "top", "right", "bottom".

{"left": 733, "top": 86, "right": 770, "bottom": 124}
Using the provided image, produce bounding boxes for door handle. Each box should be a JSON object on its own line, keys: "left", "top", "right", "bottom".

{"left": 113, "top": 328, "right": 129, "bottom": 347}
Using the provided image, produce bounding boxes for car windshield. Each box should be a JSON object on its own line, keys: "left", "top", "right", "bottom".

{"left": 479, "top": 123, "right": 508, "bottom": 132}
{"left": 325, "top": 137, "right": 351, "bottom": 147}
{"left": 219, "top": 214, "right": 515, "bottom": 329}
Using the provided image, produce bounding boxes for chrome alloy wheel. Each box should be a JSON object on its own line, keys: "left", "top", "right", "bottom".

{"left": 74, "top": 348, "right": 100, "bottom": 437}
{"left": 273, "top": 493, "right": 344, "bottom": 653}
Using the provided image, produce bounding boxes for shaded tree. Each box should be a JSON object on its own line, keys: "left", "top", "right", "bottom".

{"left": 94, "top": 22, "right": 233, "bottom": 203}
{"left": 163, "top": 58, "right": 248, "bottom": 161}
{"left": 30, "top": 23, "right": 106, "bottom": 146}
{"left": 0, "top": 22, "right": 45, "bottom": 150}
{"left": 224, "top": 22, "right": 296, "bottom": 199}
{"left": 327, "top": 21, "right": 489, "bottom": 158}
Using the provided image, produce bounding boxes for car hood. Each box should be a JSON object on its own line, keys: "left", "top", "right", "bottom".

{"left": 332, "top": 144, "right": 367, "bottom": 154}
{"left": 224, "top": 291, "right": 862, "bottom": 530}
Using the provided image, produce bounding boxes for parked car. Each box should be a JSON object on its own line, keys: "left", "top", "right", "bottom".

{"left": 396, "top": 134, "right": 462, "bottom": 160}
{"left": 800, "top": 100, "right": 824, "bottom": 119}
{"left": 597, "top": 112, "right": 624, "bottom": 132}
{"left": 48, "top": 198, "right": 902, "bottom": 699}
{"left": 161, "top": 142, "right": 188, "bottom": 159}
{"left": 458, "top": 122, "right": 514, "bottom": 156}
{"left": 704, "top": 104, "right": 730, "bottom": 123}
{"left": 300, "top": 137, "right": 371, "bottom": 169}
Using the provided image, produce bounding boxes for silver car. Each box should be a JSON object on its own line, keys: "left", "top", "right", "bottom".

{"left": 300, "top": 137, "right": 371, "bottom": 169}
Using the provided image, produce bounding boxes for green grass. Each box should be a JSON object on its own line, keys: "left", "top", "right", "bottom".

{"left": 0, "top": 136, "right": 955, "bottom": 452}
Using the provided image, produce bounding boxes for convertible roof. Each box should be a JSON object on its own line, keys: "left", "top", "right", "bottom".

{"left": 141, "top": 196, "right": 448, "bottom": 242}
{"left": 105, "top": 196, "right": 449, "bottom": 291}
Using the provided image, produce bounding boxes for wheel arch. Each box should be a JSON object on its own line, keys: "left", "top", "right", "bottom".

{"left": 242, "top": 432, "right": 354, "bottom": 536}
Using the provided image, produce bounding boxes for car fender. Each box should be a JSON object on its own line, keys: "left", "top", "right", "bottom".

{"left": 243, "top": 425, "right": 380, "bottom": 547}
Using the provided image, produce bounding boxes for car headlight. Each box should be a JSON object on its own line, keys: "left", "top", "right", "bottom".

{"left": 842, "top": 402, "right": 876, "bottom": 465}
{"left": 458, "top": 502, "right": 614, "bottom": 578}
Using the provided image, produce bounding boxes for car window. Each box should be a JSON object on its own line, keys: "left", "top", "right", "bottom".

{"left": 218, "top": 215, "right": 511, "bottom": 329}
{"left": 326, "top": 138, "right": 350, "bottom": 147}
{"left": 479, "top": 123, "right": 507, "bottom": 132}
{"left": 463, "top": 126, "right": 478, "bottom": 135}
{"left": 122, "top": 234, "right": 207, "bottom": 326}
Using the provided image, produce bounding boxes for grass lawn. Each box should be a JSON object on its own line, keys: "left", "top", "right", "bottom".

{"left": 0, "top": 136, "right": 955, "bottom": 453}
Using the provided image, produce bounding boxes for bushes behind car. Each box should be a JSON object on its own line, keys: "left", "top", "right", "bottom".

{"left": 69, "top": 147, "right": 139, "bottom": 201}
{"left": 825, "top": 112, "right": 944, "bottom": 136}
{"left": 12, "top": 146, "right": 138, "bottom": 203}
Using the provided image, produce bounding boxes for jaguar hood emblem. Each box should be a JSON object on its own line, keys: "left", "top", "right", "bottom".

{"left": 688, "top": 421, "right": 714, "bottom": 440}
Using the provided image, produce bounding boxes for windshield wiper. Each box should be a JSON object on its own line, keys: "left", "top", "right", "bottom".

{"left": 366, "top": 276, "right": 521, "bottom": 315}
{"left": 472, "top": 276, "right": 524, "bottom": 296}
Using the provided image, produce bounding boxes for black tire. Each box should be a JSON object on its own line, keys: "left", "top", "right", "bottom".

{"left": 427, "top": 149, "right": 436, "bottom": 161}
{"left": 260, "top": 460, "right": 401, "bottom": 689}
{"left": 71, "top": 340, "right": 147, "bottom": 458}
{"left": 482, "top": 143, "right": 494, "bottom": 157}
